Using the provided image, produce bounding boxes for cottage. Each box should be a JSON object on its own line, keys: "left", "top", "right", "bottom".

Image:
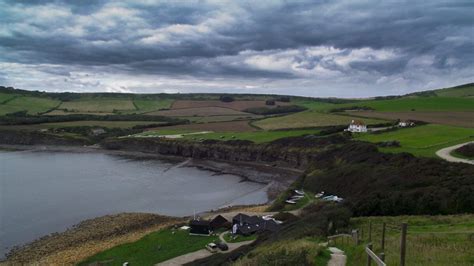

{"left": 231, "top": 213, "right": 280, "bottom": 236}
{"left": 347, "top": 120, "right": 367, "bottom": 132}
{"left": 398, "top": 120, "right": 415, "bottom": 127}
{"left": 210, "top": 215, "right": 231, "bottom": 230}
{"left": 189, "top": 220, "right": 212, "bottom": 235}
{"left": 90, "top": 128, "right": 106, "bottom": 136}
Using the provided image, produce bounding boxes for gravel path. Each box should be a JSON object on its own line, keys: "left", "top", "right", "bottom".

{"left": 328, "top": 247, "right": 347, "bottom": 266}
{"left": 436, "top": 141, "right": 474, "bottom": 165}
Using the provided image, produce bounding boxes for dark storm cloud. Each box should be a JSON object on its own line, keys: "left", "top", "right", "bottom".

{"left": 0, "top": 0, "right": 472, "bottom": 95}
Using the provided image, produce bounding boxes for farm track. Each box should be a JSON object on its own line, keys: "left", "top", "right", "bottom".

{"left": 436, "top": 141, "right": 474, "bottom": 165}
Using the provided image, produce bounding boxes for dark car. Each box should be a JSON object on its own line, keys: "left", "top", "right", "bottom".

{"left": 217, "top": 242, "right": 229, "bottom": 251}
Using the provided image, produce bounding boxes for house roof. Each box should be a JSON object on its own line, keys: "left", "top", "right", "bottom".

{"left": 190, "top": 220, "right": 210, "bottom": 227}
{"left": 350, "top": 120, "right": 366, "bottom": 126}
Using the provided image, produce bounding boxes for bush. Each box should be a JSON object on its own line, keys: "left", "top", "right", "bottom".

{"left": 219, "top": 95, "right": 234, "bottom": 102}
{"left": 265, "top": 99, "right": 275, "bottom": 105}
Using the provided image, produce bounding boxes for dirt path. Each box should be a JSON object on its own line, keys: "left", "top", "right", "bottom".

{"left": 436, "top": 141, "right": 474, "bottom": 165}
{"left": 328, "top": 247, "right": 347, "bottom": 266}
{"left": 156, "top": 232, "right": 253, "bottom": 266}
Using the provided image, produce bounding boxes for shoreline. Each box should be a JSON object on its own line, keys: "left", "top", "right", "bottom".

{"left": 0, "top": 144, "right": 300, "bottom": 264}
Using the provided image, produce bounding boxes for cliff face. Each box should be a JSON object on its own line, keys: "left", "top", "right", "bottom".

{"left": 0, "top": 130, "right": 90, "bottom": 146}
{"left": 101, "top": 135, "right": 348, "bottom": 169}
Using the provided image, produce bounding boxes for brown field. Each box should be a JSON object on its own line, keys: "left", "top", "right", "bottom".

{"left": 171, "top": 100, "right": 290, "bottom": 111}
{"left": 147, "top": 106, "right": 250, "bottom": 117}
{"left": 153, "top": 120, "right": 256, "bottom": 132}
{"left": 346, "top": 111, "right": 474, "bottom": 128}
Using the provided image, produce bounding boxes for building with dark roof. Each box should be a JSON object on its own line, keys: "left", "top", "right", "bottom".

{"left": 189, "top": 220, "right": 211, "bottom": 235}
{"left": 210, "top": 215, "right": 231, "bottom": 230}
{"left": 232, "top": 213, "right": 281, "bottom": 236}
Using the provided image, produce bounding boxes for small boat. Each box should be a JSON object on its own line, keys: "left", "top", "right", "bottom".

{"left": 289, "top": 197, "right": 302, "bottom": 201}
{"left": 285, "top": 200, "right": 297, "bottom": 204}
{"left": 294, "top": 189, "right": 305, "bottom": 195}
{"left": 262, "top": 215, "right": 274, "bottom": 220}
{"left": 315, "top": 191, "right": 325, "bottom": 198}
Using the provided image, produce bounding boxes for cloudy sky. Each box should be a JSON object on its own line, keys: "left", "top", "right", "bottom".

{"left": 0, "top": 0, "right": 472, "bottom": 97}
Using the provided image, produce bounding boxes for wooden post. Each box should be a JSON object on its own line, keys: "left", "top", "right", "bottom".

{"left": 367, "top": 243, "right": 373, "bottom": 266}
{"left": 400, "top": 223, "right": 408, "bottom": 266}
{"left": 381, "top": 222, "right": 386, "bottom": 251}
{"left": 380, "top": 252, "right": 385, "bottom": 262}
{"left": 361, "top": 227, "right": 364, "bottom": 241}
{"left": 356, "top": 230, "right": 360, "bottom": 245}
{"left": 368, "top": 221, "right": 372, "bottom": 242}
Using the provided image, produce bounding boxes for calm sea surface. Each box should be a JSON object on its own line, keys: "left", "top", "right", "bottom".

{"left": 0, "top": 150, "right": 267, "bottom": 258}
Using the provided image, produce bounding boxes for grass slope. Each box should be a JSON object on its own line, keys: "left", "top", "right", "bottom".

{"left": 79, "top": 229, "right": 218, "bottom": 266}
{"left": 338, "top": 97, "right": 474, "bottom": 112}
{"left": 337, "top": 214, "right": 474, "bottom": 266}
{"left": 355, "top": 124, "right": 474, "bottom": 157}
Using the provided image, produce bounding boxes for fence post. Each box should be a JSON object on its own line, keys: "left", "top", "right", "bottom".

{"left": 355, "top": 230, "right": 360, "bottom": 245}
{"left": 380, "top": 252, "right": 385, "bottom": 262}
{"left": 381, "top": 222, "right": 386, "bottom": 251}
{"left": 400, "top": 223, "right": 408, "bottom": 266}
{"left": 361, "top": 227, "right": 364, "bottom": 241}
{"left": 368, "top": 221, "right": 372, "bottom": 242}
{"left": 367, "top": 243, "right": 373, "bottom": 266}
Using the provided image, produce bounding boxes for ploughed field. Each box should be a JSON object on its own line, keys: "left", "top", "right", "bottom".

{"left": 170, "top": 100, "right": 291, "bottom": 111}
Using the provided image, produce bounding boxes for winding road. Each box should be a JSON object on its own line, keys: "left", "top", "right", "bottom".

{"left": 436, "top": 141, "right": 474, "bottom": 165}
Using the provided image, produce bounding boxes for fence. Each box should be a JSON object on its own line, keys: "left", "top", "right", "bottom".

{"left": 328, "top": 222, "right": 408, "bottom": 266}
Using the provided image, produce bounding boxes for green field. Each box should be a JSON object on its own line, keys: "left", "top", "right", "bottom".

{"left": 133, "top": 99, "right": 174, "bottom": 113}
{"left": 355, "top": 124, "right": 474, "bottom": 157}
{"left": 335, "top": 97, "right": 474, "bottom": 112}
{"left": 0, "top": 92, "right": 17, "bottom": 103}
{"left": 253, "top": 110, "right": 385, "bottom": 130}
{"left": 134, "top": 128, "right": 322, "bottom": 143}
{"left": 59, "top": 99, "right": 136, "bottom": 113}
{"left": 0, "top": 96, "right": 60, "bottom": 115}
{"left": 335, "top": 214, "right": 474, "bottom": 266}
{"left": 79, "top": 229, "right": 218, "bottom": 266}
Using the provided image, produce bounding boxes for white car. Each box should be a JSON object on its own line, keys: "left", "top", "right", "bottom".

{"left": 206, "top": 243, "right": 218, "bottom": 253}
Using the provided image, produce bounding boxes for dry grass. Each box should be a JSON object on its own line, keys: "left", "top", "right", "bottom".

{"left": 155, "top": 120, "right": 257, "bottom": 132}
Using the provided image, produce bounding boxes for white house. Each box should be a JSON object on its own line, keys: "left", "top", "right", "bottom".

{"left": 347, "top": 120, "right": 367, "bottom": 132}
{"left": 398, "top": 120, "right": 415, "bottom": 127}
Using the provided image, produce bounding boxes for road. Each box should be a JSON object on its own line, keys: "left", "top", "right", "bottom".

{"left": 436, "top": 141, "right": 474, "bottom": 165}
{"left": 156, "top": 232, "right": 253, "bottom": 266}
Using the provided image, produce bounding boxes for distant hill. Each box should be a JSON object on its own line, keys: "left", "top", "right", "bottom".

{"left": 405, "top": 82, "right": 474, "bottom": 98}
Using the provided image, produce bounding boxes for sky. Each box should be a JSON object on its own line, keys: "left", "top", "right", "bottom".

{"left": 0, "top": 0, "right": 473, "bottom": 97}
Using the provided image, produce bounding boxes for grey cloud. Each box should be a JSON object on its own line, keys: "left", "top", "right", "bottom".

{"left": 0, "top": 0, "right": 473, "bottom": 95}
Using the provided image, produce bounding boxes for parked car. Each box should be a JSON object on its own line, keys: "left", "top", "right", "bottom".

{"left": 217, "top": 242, "right": 229, "bottom": 251}
{"left": 206, "top": 243, "right": 218, "bottom": 253}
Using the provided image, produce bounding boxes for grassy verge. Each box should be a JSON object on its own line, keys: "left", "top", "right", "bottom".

{"left": 133, "top": 128, "right": 322, "bottom": 143}
{"left": 334, "top": 214, "right": 474, "bottom": 266}
{"left": 233, "top": 238, "right": 331, "bottom": 265}
{"left": 79, "top": 229, "right": 218, "bottom": 266}
{"left": 354, "top": 124, "right": 474, "bottom": 157}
